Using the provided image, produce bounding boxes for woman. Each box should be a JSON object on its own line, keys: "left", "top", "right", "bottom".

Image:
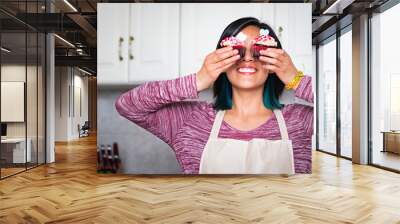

{"left": 115, "top": 17, "right": 313, "bottom": 174}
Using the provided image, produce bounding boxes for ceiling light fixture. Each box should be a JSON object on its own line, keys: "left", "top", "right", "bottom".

{"left": 76, "top": 48, "right": 85, "bottom": 55}
{"left": 322, "top": 0, "right": 354, "bottom": 15}
{"left": 54, "top": 34, "right": 75, "bottom": 48}
{"left": 63, "top": 0, "right": 78, "bottom": 12}
{"left": 78, "top": 67, "right": 92, "bottom": 76}
{"left": 1, "top": 47, "right": 11, "bottom": 53}
{"left": 323, "top": 0, "right": 342, "bottom": 14}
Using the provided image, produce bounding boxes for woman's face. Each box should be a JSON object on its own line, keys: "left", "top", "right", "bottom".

{"left": 225, "top": 25, "right": 270, "bottom": 90}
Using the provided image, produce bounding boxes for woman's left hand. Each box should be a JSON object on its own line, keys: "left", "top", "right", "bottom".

{"left": 259, "top": 48, "right": 298, "bottom": 85}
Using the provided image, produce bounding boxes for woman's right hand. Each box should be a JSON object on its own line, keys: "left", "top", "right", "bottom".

{"left": 196, "top": 46, "right": 240, "bottom": 92}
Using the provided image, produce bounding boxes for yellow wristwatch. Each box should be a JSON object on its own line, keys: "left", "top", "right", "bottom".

{"left": 285, "top": 71, "right": 304, "bottom": 90}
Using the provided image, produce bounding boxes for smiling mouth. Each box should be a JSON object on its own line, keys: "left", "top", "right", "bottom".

{"left": 237, "top": 67, "right": 257, "bottom": 75}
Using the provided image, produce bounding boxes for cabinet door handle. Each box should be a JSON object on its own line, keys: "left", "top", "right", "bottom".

{"left": 118, "top": 37, "right": 124, "bottom": 61}
{"left": 129, "top": 36, "right": 134, "bottom": 60}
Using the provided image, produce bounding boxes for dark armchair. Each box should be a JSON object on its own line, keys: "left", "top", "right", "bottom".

{"left": 78, "top": 121, "right": 90, "bottom": 138}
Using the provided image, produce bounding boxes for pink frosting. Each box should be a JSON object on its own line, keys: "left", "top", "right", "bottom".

{"left": 252, "top": 35, "right": 278, "bottom": 47}
{"left": 220, "top": 36, "right": 245, "bottom": 47}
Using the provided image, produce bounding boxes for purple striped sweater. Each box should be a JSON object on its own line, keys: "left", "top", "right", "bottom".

{"left": 115, "top": 73, "right": 314, "bottom": 174}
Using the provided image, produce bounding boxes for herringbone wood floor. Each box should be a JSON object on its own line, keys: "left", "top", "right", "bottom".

{"left": 1, "top": 134, "right": 400, "bottom": 224}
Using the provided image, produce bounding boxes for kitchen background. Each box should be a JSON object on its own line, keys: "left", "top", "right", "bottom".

{"left": 97, "top": 3, "right": 315, "bottom": 174}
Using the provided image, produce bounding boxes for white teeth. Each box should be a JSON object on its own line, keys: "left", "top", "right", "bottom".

{"left": 238, "top": 67, "right": 256, "bottom": 73}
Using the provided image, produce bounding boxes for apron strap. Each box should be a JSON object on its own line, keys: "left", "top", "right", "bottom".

{"left": 209, "top": 110, "right": 226, "bottom": 139}
{"left": 273, "top": 109, "right": 289, "bottom": 140}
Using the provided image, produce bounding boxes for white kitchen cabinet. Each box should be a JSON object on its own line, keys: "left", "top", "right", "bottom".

{"left": 260, "top": 4, "right": 275, "bottom": 27}
{"left": 97, "top": 3, "right": 130, "bottom": 85}
{"left": 98, "top": 3, "right": 180, "bottom": 85}
{"left": 97, "top": 3, "right": 312, "bottom": 85}
{"left": 273, "top": 3, "right": 312, "bottom": 75}
{"left": 273, "top": 4, "right": 290, "bottom": 51}
{"left": 180, "top": 3, "right": 264, "bottom": 76}
{"left": 128, "top": 3, "right": 180, "bottom": 83}
{"left": 292, "top": 3, "right": 312, "bottom": 56}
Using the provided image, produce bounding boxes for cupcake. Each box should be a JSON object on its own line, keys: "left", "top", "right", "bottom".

{"left": 220, "top": 36, "right": 245, "bottom": 58}
{"left": 251, "top": 34, "right": 278, "bottom": 59}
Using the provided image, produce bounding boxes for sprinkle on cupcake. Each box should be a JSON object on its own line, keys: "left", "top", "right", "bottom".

{"left": 220, "top": 36, "right": 245, "bottom": 47}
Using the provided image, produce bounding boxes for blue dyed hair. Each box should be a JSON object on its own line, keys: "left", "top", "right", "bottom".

{"left": 213, "top": 17, "right": 284, "bottom": 110}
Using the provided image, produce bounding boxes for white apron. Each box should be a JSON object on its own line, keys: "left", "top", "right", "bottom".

{"left": 199, "top": 109, "right": 295, "bottom": 175}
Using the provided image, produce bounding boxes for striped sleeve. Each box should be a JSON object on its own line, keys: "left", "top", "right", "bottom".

{"left": 294, "top": 75, "right": 314, "bottom": 104}
{"left": 294, "top": 75, "right": 314, "bottom": 136}
{"left": 115, "top": 73, "right": 200, "bottom": 146}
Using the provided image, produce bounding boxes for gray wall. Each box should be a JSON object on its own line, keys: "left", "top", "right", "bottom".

{"left": 98, "top": 86, "right": 182, "bottom": 174}
{"left": 97, "top": 82, "right": 304, "bottom": 174}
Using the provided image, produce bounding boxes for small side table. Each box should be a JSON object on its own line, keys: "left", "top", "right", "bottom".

{"left": 381, "top": 131, "right": 400, "bottom": 154}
